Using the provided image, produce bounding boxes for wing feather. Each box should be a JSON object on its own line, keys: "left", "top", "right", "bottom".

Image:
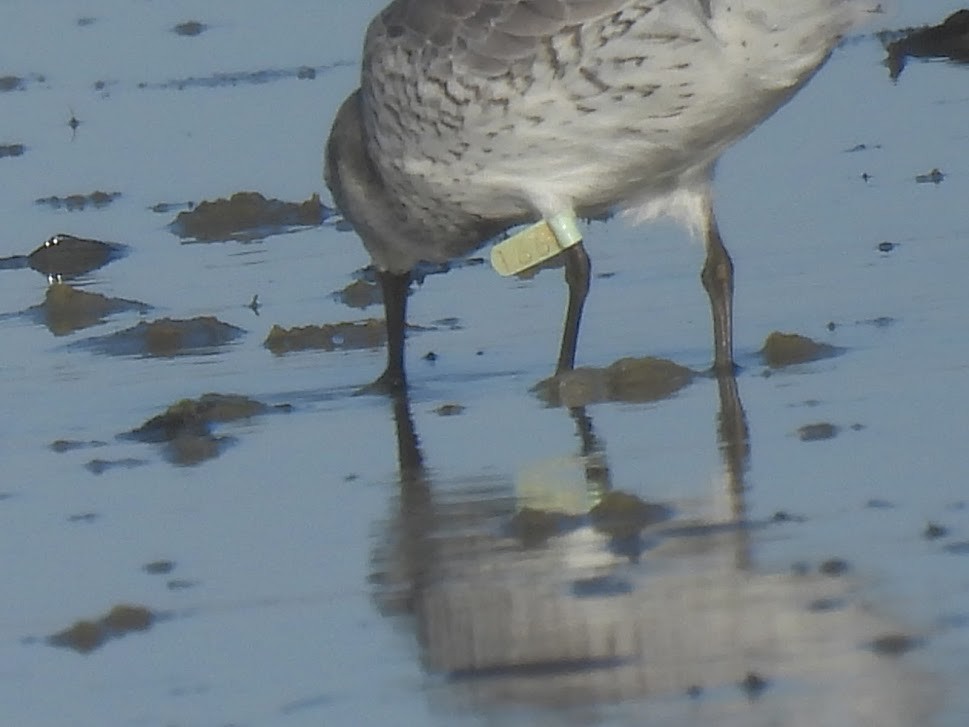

{"left": 366, "top": 0, "right": 639, "bottom": 75}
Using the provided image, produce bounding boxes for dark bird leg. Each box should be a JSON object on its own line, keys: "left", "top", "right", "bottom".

{"left": 366, "top": 268, "right": 411, "bottom": 393}
{"left": 556, "top": 241, "right": 592, "bottom": 375}
{"left": 700, "top": 206, "right": 737, "bottom": 374}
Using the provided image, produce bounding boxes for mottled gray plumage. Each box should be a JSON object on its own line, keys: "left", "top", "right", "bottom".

{"left": 372, "top": 0, "right": 639, "bottom": 74}
{"left": 325, "top": 0, "right": 870, "bottom": 390}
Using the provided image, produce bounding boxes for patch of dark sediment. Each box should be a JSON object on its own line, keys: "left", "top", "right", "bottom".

{"left": 797, "top": 422, "right": 840, "bottom": 442}
{"left": 35, "top": 191, "right": 120, "bottom": 211}
{"left": 533, "top": 356, "right": 696, "bottom": 407}
{"left": 84, "top": 458, "right": 149, "bottom": 475}
{"left": 49, "top": 439, "right": 107, "bottom": 453}
{"left": 78, "top": 316, "right": 244, "bottom": 357}
{"left": 760, "top": 331, "right": 840, "bottom": 369}
{"left": 123, "top": 393, "right": 290, "bottom": 467}
{"left": 0, "top": 234, "right": 126, "bottom": 279}
{"left": 264, "top": 319, "right": 386, "bottom": 354}
{"left": 0, "top": 143, "right": 25, "bottom": 158}
{"left": 151, "top": 201, "right": 193, "bottom": 214}
{"left": 590, "top": 491, "right": 673, "bottom": 540}
{"left": 143, "top": 560, "right": 176, "bottom": 575}
{"left": 879, "top": 9, "right": 969, "bottom": 80}
{"left": 332, "top": 279, "right": 382, "bottom": 309}
{"left": 169, "top": 191, "right": 330, "bottom": 242}
{"left": 0, "top": 75, "right": 26, "bottom": 92}
{"left": 172, "top": 20, "right": 207, "bottom": 36}
{"left": 29, "top": 234, "right": 125, "bottom": 278}
{"left": 509, "top": 489, "right": 672, "bottom": 549}
{"left": 48, "top": 604, "right": 160, "bottom": 654}
{"left": 433, "top": 403, "right": 466, "bottom": 417}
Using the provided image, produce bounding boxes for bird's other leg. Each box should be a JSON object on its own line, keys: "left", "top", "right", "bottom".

{"left": 700, "top": 205, "right": 736, "bottom": 375}
{"left": 556, "top": 241, "right": 591, "bottom": 375}
{"left": 363, "top": 268, "right": 411, "bottom": 394}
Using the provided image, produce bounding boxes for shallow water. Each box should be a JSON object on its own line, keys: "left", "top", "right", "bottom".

{"left": 2, "top": 2, "right": 969, "bottom": 725}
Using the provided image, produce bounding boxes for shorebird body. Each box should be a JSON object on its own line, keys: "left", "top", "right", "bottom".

{"left": 325, "top": 0, "right": 871, "bottom": 390}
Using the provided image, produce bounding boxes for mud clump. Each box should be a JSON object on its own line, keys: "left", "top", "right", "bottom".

{"left": 434, "top": 403, "right": 465, "bottom": 417}
{"left": 880, "top": 9, "right": 969, "bottom": 80}
{"left": 125, "top": 393, "right": 286, "bottom": 466}
{"left": 606, "top": 357, "right": 695, "bottom": 402}
{"left": 30, "top": 284, "right": 149, "bottom": 336}
{"left": 510, "top": 491, "right": 670, "bottom": 547}
{"left": 50, "top": 439, "right": 106, "bottom": 453}
{"left": 265, "top": 319, "right": 385, "bottom": 354}
{"left": 173, "top": 20, "right": 207, "bottom": 36}
{"left": 915, "top": 168, "right": 945, "bottom": 185}
{"left": 538, "top": 367, "right": 608, "bottom": 407}
{"left": 333, "top": 279, "right": 382, "bottom": 309}
{"left": 590, "top": 491, "right": 671, "bottom": 539}
{"left": 83, "top": 316, "right": 244, "bottom": 357}
{"left": 130, "top": 393, "right": 271, "bottom": 441}
{"left": 85, "top": 458, "right": 148, "bottom": 475}
{"left": 819, "top": 558, "right": 850, "bottom": 577}
{"left": 143, "top": 560, "right": 175, "bottom": 575}
{"left": 760, "top": 331, "right": 838, "bottom": 368}
{"left": 534, "top": 356, "right": 695, "bottom": 407}
{"left": 0, "top": 75, "right": 24, "bottom": 92}
{"left": 869, "top": 633, "right": 922, "bottom": 657}
{"left": 0, "top": 234, "right": 126, "bottom": 279}
{"left": 170, "top": 191, "right": 328, "bottom": 241}
{"left": 67, "top": 512, "right": 99, "bottom": 523}
{"left": 28, "top": 234, "right": 126, "bottom": 278}
{"left": 797, "top": 422, "right": 839, "bottom": 442}
{"left": 509, "top": 507, "right": 574, "bottom": 548}
{"left": 48, "top": 604, "right": 157, "bottom": 653}
{"left": 739, "top": 671, "right": 770, "bottom": 700}
{"left": 35, "top": 191, "right": 121, "bottom": 211}
{"left": 151, "top": 201, "right": 193, "bottom": 214}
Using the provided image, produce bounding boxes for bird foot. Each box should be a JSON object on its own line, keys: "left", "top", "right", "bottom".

{"left": 355, "top": 368, "right": 407, "bottom": 396}
{"left": 708, "top": 360, "right": 742, "bottom": 378}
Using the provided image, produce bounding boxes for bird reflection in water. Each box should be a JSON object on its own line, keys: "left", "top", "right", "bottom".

{"left": 369, "top": 376, "right": 933, "bottom": 721}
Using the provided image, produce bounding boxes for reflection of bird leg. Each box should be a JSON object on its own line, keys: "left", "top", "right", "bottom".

{"left": 713, "top": 372, "right": 752, "bottom": 569}
{"left": 567, "top": 406, "right": 612, "bottom": 497}
{"left": 387, "top": 392, "right": 433, "bottom": 612}
{"left": 715, "top": 373, "right": 750, "bottom": 506}
{"left": 390, "top": 392, "right": 424, "bottom": 482}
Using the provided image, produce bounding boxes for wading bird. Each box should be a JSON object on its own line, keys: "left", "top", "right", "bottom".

{"left": 326, "top": 0, "right": 871, "bottom": 392}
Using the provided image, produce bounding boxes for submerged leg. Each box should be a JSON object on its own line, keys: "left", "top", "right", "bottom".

{"left": 556, "top": 241, "right": 591, "bottom": 375}
{"left": 700, "top": 205, "right": 736, "bottom": 374}
{"left": 367, "top": 269, "right": 411, "bottom": 393}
